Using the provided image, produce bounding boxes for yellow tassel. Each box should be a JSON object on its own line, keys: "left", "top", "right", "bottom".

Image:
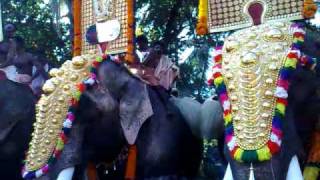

{"left": 276, "top": 103, "right": 286, "bottom": 115}
{"left": 284, "top": 58, "right": 298, "bottom": 68}
{"left": 224, "top": 114, "right": 232, "bottom": 125}
{"left": 234, "top": 148, "right": 244, "bottom": 162}
{"left": 214, "top": 77, "right": 223, "bottom": 86}
{"left": 257, "top": 146, "right": 271, "bottom": 161}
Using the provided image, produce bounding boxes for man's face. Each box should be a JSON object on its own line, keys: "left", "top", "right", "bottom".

{"left": 4, "top": 24, "right": 16, "bottom": 39}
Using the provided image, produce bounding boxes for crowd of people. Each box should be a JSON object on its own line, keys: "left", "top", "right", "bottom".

{"left": 0, "top": 24, "right": 49, "bottom": 97}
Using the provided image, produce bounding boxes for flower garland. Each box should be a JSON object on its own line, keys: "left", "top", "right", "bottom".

{"left": 73, "top": 0, "right": 82, "bottom": 56}
{"left": 125, "top": 0, "right": 135, "bottom": 64}
{"left": 22, "top": 54, "right": 110, "bottom": 179}
{"left": 196, "top": 0, "right": 208, "bottom": 35}
{"left": 303, "top": 0, "right": 318, "bottom": 18}
{"left": 208, "top": 23, "right": 306, "bottom": 163}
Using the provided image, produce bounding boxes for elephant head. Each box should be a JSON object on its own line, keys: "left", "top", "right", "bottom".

{"left": 41, "top": 60, "right": 201, "bottom": 180}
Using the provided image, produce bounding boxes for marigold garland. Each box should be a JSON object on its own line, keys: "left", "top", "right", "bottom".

{"left": 73, "top": 0, "right": 82, "bottom": 56}
{"left": 208, "top": 23, "right": 306, "bottom": 163}
{"left": 196, "top": 0, "right": 208, "bottom": 35}
{"left": 303, "top": 0, "right": 318, "bottom": 18}
{"left": 22, "top": 54, "right": 111, "bottom": 179}
{"left": 125, "top": 0, "right": 135, "bottom": 64}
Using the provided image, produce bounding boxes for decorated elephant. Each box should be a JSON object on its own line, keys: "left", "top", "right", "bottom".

{"left": 22, "top": 56, "right": 202, "bottom": 180}
{"left": 193, "top": 0, "right": 320, "bottom": 179}
{"left": 0, "top": 76, "right": 36, "bottom": 180}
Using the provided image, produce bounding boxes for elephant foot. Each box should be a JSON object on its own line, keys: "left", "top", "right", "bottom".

{"left": 199, "top": 139, "right": 226, "bottom": 180}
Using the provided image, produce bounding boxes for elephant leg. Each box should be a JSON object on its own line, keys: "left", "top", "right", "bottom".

{"left": 199, "top": 139, "right": 226, "bottom": 180}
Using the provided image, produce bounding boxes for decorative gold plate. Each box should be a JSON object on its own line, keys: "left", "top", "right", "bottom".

{"left": 221, "top": 21, "right": 294, "bottom": 150}
{"left": 25, "top": 54, "right": 95, "bottom": 171}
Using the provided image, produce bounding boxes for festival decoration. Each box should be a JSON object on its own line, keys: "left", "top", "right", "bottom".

{"left": 303, "top": 0, "right": 318, "bottom": 18}
{"left": 22, "top": 54, "right": 110, "bottom": 179}
{"left": 125, "top": 0, "right": 135, "bottom": 63}
{"left": 73, "top": 0, "right": 82, "bottom": 56}
{"left": 208, "top": 22, "right": 306, "bottom": 163}
{"left": 203, "top": 0, "right": 316, "bottom": 33}
{"left": 196, "top": 0, "right": 208, "bottom": 35}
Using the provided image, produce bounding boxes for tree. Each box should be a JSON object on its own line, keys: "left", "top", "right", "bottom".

{"left": 1, "top": 0, "right": 72, "bottom": 66}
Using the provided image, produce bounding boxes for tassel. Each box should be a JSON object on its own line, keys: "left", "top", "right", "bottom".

{"left": 249, "top": 163, "right": 255, "bottom": 180}
{"left": 87, "top": 162, "right": 97, "bottom": 180}
{"left": 125, "top": 145, "right": 137, "bottom": 180}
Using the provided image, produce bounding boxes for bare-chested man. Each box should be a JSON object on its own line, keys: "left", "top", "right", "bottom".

{"left": 11, "top": 36, "right": 47, "bottom": 84}
{"left": 0, "top": 24, "right": 16, "bottom": 67}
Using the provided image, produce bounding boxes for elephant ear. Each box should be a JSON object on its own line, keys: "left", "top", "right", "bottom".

{"left": 119, "top": 80, "right": 153, "bottom": 145}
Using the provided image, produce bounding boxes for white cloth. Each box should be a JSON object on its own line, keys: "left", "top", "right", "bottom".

{"left": 0, "top": 65, "right": 17, "bottom": 82}
{"left": 154, "top": 55, "right": 179, "bottom": 90}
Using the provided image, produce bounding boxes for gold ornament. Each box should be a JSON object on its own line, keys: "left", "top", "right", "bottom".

{"left": 25, "top": 54, "right": 95, "bottom": 171}
{"left": 222, "top": 22, "right": 294, "bottom": 150}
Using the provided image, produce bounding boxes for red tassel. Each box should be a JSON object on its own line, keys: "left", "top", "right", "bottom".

{"left": 213, "top": 72, "right": 222, "bottom": 79}
{"left": 287, "top": 52, "right": 298, "bottom": 59}
{"left": 267, "top": 141, "right": 280, "bottom": 154}
{"left": 277, "top": 98, "right": 288, "bottom": 106}
{"left": 125, "top": 145, "right": 137, "bottom": 180}
{"left": 77, "top": 83, "right": 86, "bottom": 92}
{"left": 214, "top": 54, "right": 222, "bottom": 63}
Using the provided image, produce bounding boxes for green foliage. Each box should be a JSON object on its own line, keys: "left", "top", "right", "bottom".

{"left": 1, "top": 0, "right": 71, "bottom": 66}
{"left": 136, "top": 0, "right": 230, "bottom": 101}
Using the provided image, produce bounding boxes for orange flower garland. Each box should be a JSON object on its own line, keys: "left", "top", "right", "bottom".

{"left": 303, "top": 0, "right": 318, "bottom": 18}
{"left": 125, "top": 0, "right": 135, "bottom": 64}
{"left": 73, "top": 0, "right": 82, "bottom": 56}
{"left": 196, "top": 0, "right": 208, "bottom": 35}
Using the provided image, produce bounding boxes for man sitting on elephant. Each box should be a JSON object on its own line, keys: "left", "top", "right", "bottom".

{"left": 135, "top": 40, "right": 179, "bottom": 94}
{"left": 0, "top": 25, "right": 47, "bottom": 85}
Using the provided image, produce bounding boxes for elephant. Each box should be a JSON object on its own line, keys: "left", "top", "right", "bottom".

{"left": 0, "top": 77, "right": 36, "bottom": 180}
{"left": 36, "top": 59, "right": 202, "bottom": 180}
{"left": 172, "top": 25, "right": 320, "bottom": 180}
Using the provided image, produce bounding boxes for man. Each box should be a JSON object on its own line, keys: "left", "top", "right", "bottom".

{"left": 11, "top": 36, "right": 47, "bottom": 85}
{"left": 0, "top": 24, "right": 18, "bottom": 81}
{"left": 135, "top": 35, "right": 149, "bottom": 63}
{"left": 139, "top": 41, "right": 179, "bottom": 92}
